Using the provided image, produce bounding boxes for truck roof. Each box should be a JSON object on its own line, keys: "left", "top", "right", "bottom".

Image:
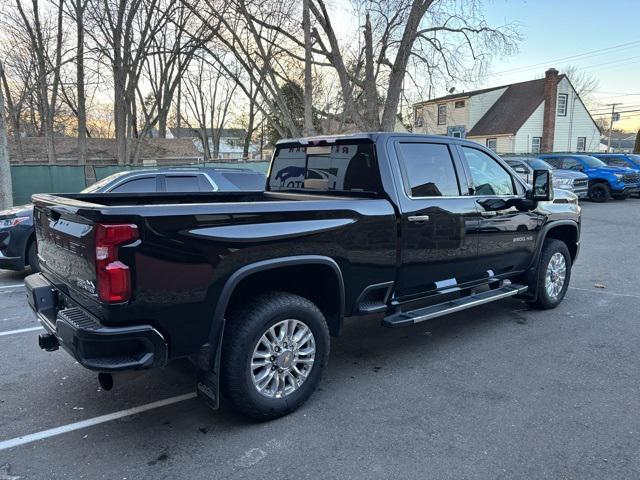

{"left": 275, "top": 132, "right": 487, "bottom": 148}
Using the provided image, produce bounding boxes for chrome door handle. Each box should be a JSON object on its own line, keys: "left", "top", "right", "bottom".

{"left": 480, "top": 210, "right": 497, "bottom": 217}
{"left": 408, "top": 215, "right": 430, "bottom": 223}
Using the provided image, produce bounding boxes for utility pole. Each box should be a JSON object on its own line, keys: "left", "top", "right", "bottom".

{"left": 607, "top": 103, "right": 622, "bottom": 153}
{"left": 0, "top": 61, "right": 13, "bottom": 210}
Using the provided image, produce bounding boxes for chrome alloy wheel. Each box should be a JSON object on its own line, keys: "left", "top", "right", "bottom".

{"left": 251, "top": 319, "right": 316, "bottom": 399}
{"left": 545, "top": 252, "right": 567, "bottom": 299}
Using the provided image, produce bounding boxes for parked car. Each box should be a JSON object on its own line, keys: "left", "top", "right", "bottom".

{"left": 27, "top": 133, "right": 580, "bottom": 420}
{"left": 591, "top": 153, "right": 640, "bottom": 196}
{"left": 539, "top": 154, "right": 640, "bottom": 202}
{"left": 503, "top": 156, "right": 589, "bottom": 198}
{"left": 0, "top": 167, "right": 265, "bottom": 272}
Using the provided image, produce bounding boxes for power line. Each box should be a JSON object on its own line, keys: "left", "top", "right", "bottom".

{"left": 491, "top": 39, "right": 640, "bottom": 75}
{"left": 592, "top": 109, "right": 640, "bottom": 116}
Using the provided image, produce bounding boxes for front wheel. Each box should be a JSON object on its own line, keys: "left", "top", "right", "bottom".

{"left": 221, "top": 291, "right": 330, "bottom": 420}
{"left": 588, "top": 183, "right": 610, "bottom": 202}
{"left": 526, "top": 239, "right": 572, "bottom": 309}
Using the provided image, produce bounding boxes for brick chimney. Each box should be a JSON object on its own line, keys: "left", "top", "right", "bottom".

{"left": 541, "top": 68, "right": 559, "bottom": 152}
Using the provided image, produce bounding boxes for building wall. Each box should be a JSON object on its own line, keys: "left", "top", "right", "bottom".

{"left": 466, "top": 135, "right": 514, "bottom": 154}
{"left": 414, "top": 98, "right": 470, "bottom": 135}
{"left": 467, "top": 88, "right": 508, "bottom": 130}
{"left": 553, "top": 77, "right": 600, "bottom": 152}
{"left": 514, "top": 102, "right": 545, "bottom": 153}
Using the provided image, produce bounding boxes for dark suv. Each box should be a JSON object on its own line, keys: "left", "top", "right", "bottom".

{"left": 0, "top": 167, "right": 265, "bottom": 272}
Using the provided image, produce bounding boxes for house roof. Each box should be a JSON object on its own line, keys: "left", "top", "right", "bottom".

{"left": 467, "top": 77, "right": 558, "bottom": 137}
{"left": 414, "top": 85, "right": 507, "bottom": 105}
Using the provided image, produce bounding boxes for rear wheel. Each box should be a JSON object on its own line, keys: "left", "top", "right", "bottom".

{"left": 588, "top": 183, "right": 610, "bottom": 202}
{"left": 27, "top": 242, "right": 39, "bottom": 273}
{"left": 526, "top": 239, "right": 571, "bottom": 309}
{"left": 221, "top": 291, "right": 330, "bottom": 420}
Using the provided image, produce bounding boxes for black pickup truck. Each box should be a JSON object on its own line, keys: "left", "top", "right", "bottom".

{"left": 26, "top": 133, "right": 580, "bottom": 420}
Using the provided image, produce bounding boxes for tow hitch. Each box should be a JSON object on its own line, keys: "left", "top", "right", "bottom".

{"left": 38, "top": 333, "right": 59, "bottom": 351}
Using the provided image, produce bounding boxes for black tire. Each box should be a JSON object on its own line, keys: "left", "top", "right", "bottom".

{"left": 588, "top": 183, "right": 610, "bottom": 202}
{"left": 27, "top": 242, "right": 40, "bottom": 273}
{"left": 526, "top": 239, "right": 571, "bottom": 309}
{"left": 221, "top": 291, "right": 330, "bottom": 421}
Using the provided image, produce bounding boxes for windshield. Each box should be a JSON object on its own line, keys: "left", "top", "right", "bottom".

{"left": 268, "top": 143, "right": 382, "bottom": 194}
{"left": 81, "top": 172, "right": 131, "bottom": 193}
{"left": 579, "top": 156, "right": 607, "bottom": 168}
{"left": 627, "top": 154, "right": 640, "bottom": 165}
{"left": 526, "top": 159, "right": 553, "bottom": 170}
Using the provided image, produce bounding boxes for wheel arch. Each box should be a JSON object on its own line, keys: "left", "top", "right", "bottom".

{"left": 200, "top": 255, "right": 345, "bottom": 374}
{"left": 532, "top": 220, "right": 579, "bottom": 267}
{"left": 24, "top": 232, "right": 36, "bottom": 266}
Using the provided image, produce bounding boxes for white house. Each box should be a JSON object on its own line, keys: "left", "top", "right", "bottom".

{"left": 413, "top": 68, "right": 601, "bottom": 154}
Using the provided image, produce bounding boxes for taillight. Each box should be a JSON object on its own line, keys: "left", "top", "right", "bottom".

{"left": 94, "top": 223, "right": 138, "bottom": 302}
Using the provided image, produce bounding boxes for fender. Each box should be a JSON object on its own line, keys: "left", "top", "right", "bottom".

{"left": 196, "top": 255, "right": 345, "bottom": 409}
{"left": 528, "top": 219, "right": 580, "bottom": 270}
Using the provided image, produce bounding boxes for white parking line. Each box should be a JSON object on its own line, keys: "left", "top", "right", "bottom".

{"left": 0, "top": 326, "right": 44, "bottom": 337}
{"left": 0, "top": 284, "right": 23, "bottom": 290}
{"left": 0, "top": 392, "right": 197, "bottom": 451}
{"left": 570, "top": 286, "right": 640, "bottom": 299}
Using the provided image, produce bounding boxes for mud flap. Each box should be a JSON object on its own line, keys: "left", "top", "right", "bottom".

{"left": 196, "top": 369, "right": 219, "bottom": 410}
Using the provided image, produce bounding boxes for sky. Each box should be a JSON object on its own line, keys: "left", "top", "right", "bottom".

{"left": 470, "top": 0, "right": 640, "bottom": 132}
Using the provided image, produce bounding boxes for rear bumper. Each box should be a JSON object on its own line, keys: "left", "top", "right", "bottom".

{"left": 25, "top": 273, "right": 168, "bottom": 372}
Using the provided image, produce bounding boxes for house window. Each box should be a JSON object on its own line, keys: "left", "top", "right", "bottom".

{"left": 437, "top": 104, "right": 446, "bottom": 125}
{"left": 577, "top": 137, "right": 586, "bottom": 152}
{"left": 414, "top": 108, "right": 423, "bottom": 127}
{"left": 557, "top": 93, "right": 568, "bottom": 116}
{"left": 454, "top": 100, "right": 465, "bottom": 109}
{"left": 486, "top": 138, "right": 498, "bottom": 151}
{"left": 531, "top": 137, "right": 542, "bottom": 154}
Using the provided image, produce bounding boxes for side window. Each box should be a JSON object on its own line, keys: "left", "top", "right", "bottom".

{"left": 507, "top": 161, "right": 528, "bottom": 175}
{"left": 561, "top": 158, "right": 583, "bottom": 171}
{"left": 109, "top": 177, "right": 157, "bottom": 193}
{"left": 397, "top": 143, "right": 460, "bottom": 197}
{"left": 544, "top": 157, "right": 562, "bottom": 169}
{"left": 165, "top": 175, "right": 200, "bottom": 192}
{"left": 603, "top": 157, "right": 628, "bottom": 168}
{"left": 462, "top": 147, "right": 515, "bottom": 196}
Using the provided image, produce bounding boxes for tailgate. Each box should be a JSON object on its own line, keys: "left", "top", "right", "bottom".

{"left": 33, "top": 202, "right": 98, "bottom": 296}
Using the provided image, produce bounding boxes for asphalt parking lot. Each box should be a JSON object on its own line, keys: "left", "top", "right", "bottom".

{"left": 1, "top": 199, "right": 639, "bottom": 479}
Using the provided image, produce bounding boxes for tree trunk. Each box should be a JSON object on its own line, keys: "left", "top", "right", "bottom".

{"left": 302, "top": 0, "right": 315, "bottom": 136}
{"left": 0, "top": 65, "right": 25, "bottom": 163}
{"left": 380, "top": 0, "right": 434, "bottom": 131}
{"left": 363, "top": 13, "right": 380, "bottom": 130}
{"left": 243, "top": 100, "right": 255, "bottom": 160}
{"left": 0, "top": 65, "right": 13, "bottom": 209}
{"left": 635, "top": 130, "right": 640, "bottom": 154}
{"left": 76, "top": 0, "right": 88, "bottom": 164}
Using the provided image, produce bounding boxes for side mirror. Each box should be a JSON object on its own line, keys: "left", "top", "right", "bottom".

{"left": 528, "top": 169, "right": 554, "bottom": 201}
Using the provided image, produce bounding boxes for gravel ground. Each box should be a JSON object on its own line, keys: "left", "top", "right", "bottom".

{"left": 0, "top": 199, "right": 639, "bottom": 479}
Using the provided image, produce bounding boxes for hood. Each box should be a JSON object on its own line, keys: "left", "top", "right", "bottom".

{"left": 585, "top": 166, "right": 637, "bottom": 174}
{"left": 0, "top": 204, "right": 33, "bottom": 219}
{"left": 553, "top": 169, "right": 588, "bottom": 180}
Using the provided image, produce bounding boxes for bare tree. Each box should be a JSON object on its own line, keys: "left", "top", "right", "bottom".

{"left": 302, "top": 0, "right": 314, "bottom": 135}
{"left": 181, "top": 55, "right": 237, "bottom": 160}
{"left": 14, "top": 0, "right": 68, "bottom": 163}
{"left": 86, "top": 0, "right": 170, "bottom": 164}
{"left": 563, "top": 64, "right": 599, "bottom": 105}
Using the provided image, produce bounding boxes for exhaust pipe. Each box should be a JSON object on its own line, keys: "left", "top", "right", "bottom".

{"left": 98, "top": 372, "right": 114, "bottom": 391}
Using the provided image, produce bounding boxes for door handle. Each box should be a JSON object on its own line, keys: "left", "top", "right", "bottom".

{"left": 479, "top": 210, "right": 497, "bottom": 217}
{"left": 408, "top": 215, "right": 430, "bottom": 223}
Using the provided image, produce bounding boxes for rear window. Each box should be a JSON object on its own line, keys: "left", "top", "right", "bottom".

{"left": 268, "top": 143, "right": 382, "bottom": 194}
